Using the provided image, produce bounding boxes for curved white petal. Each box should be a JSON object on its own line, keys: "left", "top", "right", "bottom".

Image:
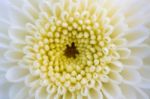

{"left": 9, "top": 27, "right": 28, "bottom": 43}
{"left": 139, "top": 66, "right": 150, "bottom": 80}
{"left": 124, "top": 25, "right": 149, "bottom": 46}
{"left": 130, "top": 45, "right": 150, "bottom": 58}
{"left": 121, "top": 69, "right": 141, "bottom": 84}
{"left": 120, "top": 57, "right": 143, "bottom": 68}
{"left": 35, "top": 87, "right": 48, "bottom": 99}
{"left": 25, "top": 74, "right": 39, "bottom": 87}
{"left": 88, "top": 88, "right": 103, "bottom": 99}
{"left": 4, "top": 50, "right": 24, "bottom": 62}
{"left": 102, "top": 82, "right": 122, "bottom": 99}
{"left": 0, "top": 61, "right": 16, "bottom": 71}
{"left": 117, "top": 48, "right": 131, "bottom": 59}
{"left": 108, "top": 71, "right": 122, "bottom": 84}
{"left": 6, "top": 67, "right": 29, "bottom": 82}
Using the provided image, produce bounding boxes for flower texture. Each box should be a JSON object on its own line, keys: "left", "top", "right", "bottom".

{"left": 0, "top": 0, "right": 150, "bottom": 99}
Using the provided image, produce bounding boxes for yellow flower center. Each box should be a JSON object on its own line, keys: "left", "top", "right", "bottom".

{"left": 25, "top": 8, "right": 118, "bottom": 92}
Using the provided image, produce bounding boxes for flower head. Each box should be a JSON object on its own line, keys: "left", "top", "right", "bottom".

{"left": 0, "top": 0, "right": 150, "bottom": 99}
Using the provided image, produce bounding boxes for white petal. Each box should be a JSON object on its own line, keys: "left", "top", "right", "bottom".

{"left": 117, "top": 48, "right": 131, "bottom": 59}
{"left": 10, "top": 42, "right": 25, "bottom": 50}
{"left": 120, "top": 84, "right": 136, "bottom": 99}
{"left": 8, "top": 0, "right": 24, "bottom": 8}
{"left": 108, "top": 71, "right": 122, "bottom": 84}
{"left": 121, "top": 69, "right": 141, "bottom": 84}
{"left": 110, "top": 18, "right": 128, "bottom": 38}
{"left": 0, "top": 20, "right": 10, "bottom": 34}
{"left": 0, "top": 61, "right": 16, "bottom": 71}
{"left": 120, "top": 57, "right": 142, "bottom": 68}
{"left": 109, "top": 61, "right": 123, "bottom": 72}
{"left": 25, "top": 74, "right": 39, "bottom": 87}
{"left": 0, "top": 74, "right": 7, "bottom": 85}
{"left": 0, "top": 81, "right": 11, "bottom": 99}
{"left": 15, "top": 87, "right": 29, "bottom": 99}
{"left": 124, "top": 25, "right": 149, "bottom": 46}
{"left": 0, "top": 0, "right": 10, "bottom": 20}
{"left": 4, "top": 50, "right": 24, "bottom": 62}
{"left": 35, "top": 87, "right": 48, "bottom": 99}
{"left": 134, "top": 87, "right": 149, "bottom": 99}
{"left": 102, "top": 82, "right": 122, "bottom": 99}
{"left": 23, "top": 0, "right": 40, "bottom": 21}
{"left": 9, "top": 5, "right": 32, "bottom": 26}
{"left": 130, "top": 45, "right": 150, "bottom": 58}
{"left": 6, "top": 67, "right": 29, "bottom": 82}
{"left": 138, "top": 79, "right": 150, "bottom": 89}
{"left": 9, "top": 83, "right": 24, "bottom": 99}
{"left": 9, "top": 27, "right": 28, "bottom": 43}
{"left": 39, "top": 1, "right": 53, "bottom": 16}
{"left": 88, "top": 88, "right": 103, "bottom": 99}
{"left": 143, "top": 55, "right": 150, "bottom": 65}
{"left": 0, "top": 35, "right": 9, "bottom": 48}
{"left": 113, "top": 38, "right": 127, "bottom": 47}
{"left": 0, "top": 48, "right": 7, "bottom": 60}
{"left": 139, "top": 66, "right": 150, "bottom": 80}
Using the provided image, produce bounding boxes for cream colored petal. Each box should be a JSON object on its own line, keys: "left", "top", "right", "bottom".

{"left": 121, "top": 69, "right": 141, "bottom": 84}
{"left": 0, "top": 0, "right": 10, "bottom": 20}
{"left": 23, "top": 0, "right": 39, "bottom": 21}
{"left": 39, "top": 1, "right": 52, "bottom": 17}
{"left": 15, "top": 87, "right": 29, "bottom": 99}
{"left": 0, "top": 35, "right": 9, "bottom": 48}
{"left": 4, "top": 50, "right": 24, "bottom": 62}
{"left": 143, "top": 89, "right": 150, "bottom": 99}
{"left": 53, "top": 3, "right": 62, "bottom": 18}
{"left": 124, "top": 25, "right": 149, "bottom": 46}
{"left": 29, "top": 81, "right": 40, "bottom": 97}
{"left": 26, "top": 0, "right": 41, "bottom": 10}
{"left": 102, "top": 82, "right": 122, "bottom": 99}
{"left": 0, "top": 74, "right": 7, "bottom": 85}
{"left": 130, "top": 45, "right": 150, "bottom": 58}
{"left": 143, "top": 56, "right": 150, "bottom": 65}
{"left": 9, "top": 5, "right": 32, "bottom": 26}
{"left": 120, "top": 84, "right": 136, "bottom": 99}
{"left": 9, "top": 83, "right": 24, "bottom": 99}
{"left": 108, "top": 71, "right": 122, "bottom": 84}
{"left": 120, "top": 57, "right": 142, "bottom": 68}
{"left": 125, "top": 3, "right": 150, "bottom": 27}
{"left": 138, "top": 79, "right": 150, "bottom": 89}
{"left": 139, "top": 66, "right": 150, "bottom": 80}
{"left": 121, "top": 84, "right": 148, "bottom": 99}
{"left": 9, "top": 27, "right": 27, "bottom": 43}
{"left": 113, "top": 38, "right": 127, "bottom": 47}
{"left": 25, "top": 74, "right": 39, "bottom": 87}
{"left": 0, "top": 61, "right": 16, "bottom": 71}
{"left": 35, "top": 87, "right": 48, "bottom": 99}
{"left": 0, "top": 81, "right": 11, "bottom": 99}
{"left": 109, "top": 61, "right": 123, "bottom": 72}
{"left": 110, "top": 18, "right": 127, "bottom": 39}
{"left": 117, "top": 48, "right": 131, "bottom": 59}
{"left": 134, "top": 87, "right": 149, "bottom": 99}
{"left": 0, "top": 20, "right": 10, "bottom": 34}
{"left": 10, "top": 42, "right": 25, "bottom": 50}
{"left": 8, "top": 0, "right": 24, "bottom": 8}
{"left": 88, "top": 88, "right": 103, "bottom": 99}
{"left": 6, "top": 67, "right": 29, "bottom": 82}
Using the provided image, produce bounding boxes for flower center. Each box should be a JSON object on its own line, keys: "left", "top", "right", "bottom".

{"left": 25, "top": 7, "right": 118, "bottom": 92}
{"left": 64, "top": 42, "right": 79, "bottom": 58}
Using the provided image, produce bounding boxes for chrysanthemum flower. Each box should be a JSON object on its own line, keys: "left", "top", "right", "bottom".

{"left": 0, "top": 0, "right": 150, "bottom": 99}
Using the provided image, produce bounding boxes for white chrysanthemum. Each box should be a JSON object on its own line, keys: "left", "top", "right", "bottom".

{"left": 0, "top": 0, "right": 150, "bottom": 99}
